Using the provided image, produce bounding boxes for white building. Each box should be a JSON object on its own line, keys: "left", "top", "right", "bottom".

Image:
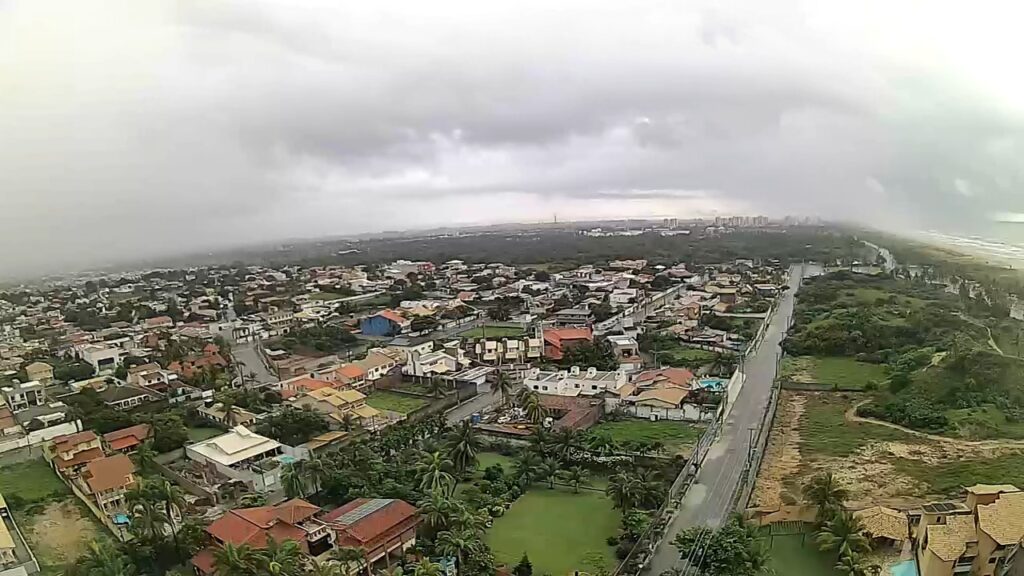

{"left": 522, "top": 366, "right": 628, "bottom": 397}
{"left": 185, "top": 426, "right": 304, "bottom": 492}
{"left": 79, "top": 345, "right": 126, "bottom": 375}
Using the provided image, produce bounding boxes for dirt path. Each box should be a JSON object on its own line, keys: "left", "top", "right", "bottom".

{"left": 957, "top": 313, "right": 1005, "bottom": 355}
{"left": 752, "top": 392, "right": 805, "bottom": 508}
{"left": 845, "top": 399, "right": 1024, "bottom": 449}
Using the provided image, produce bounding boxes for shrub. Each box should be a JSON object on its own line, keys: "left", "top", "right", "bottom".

{"left": 606, "top": 535, "right": 619, "bottom": 546}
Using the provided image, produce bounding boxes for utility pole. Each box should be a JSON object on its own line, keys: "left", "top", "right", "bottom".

{"left": 747, "top": 427, "right": 757, "bottom": 463}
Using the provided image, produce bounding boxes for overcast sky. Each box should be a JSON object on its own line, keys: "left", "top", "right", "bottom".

{"left": 2, "top": 0, "right": 1024, "bottom": 278}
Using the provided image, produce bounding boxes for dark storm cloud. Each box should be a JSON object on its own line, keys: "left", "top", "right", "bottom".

{"left": 2, "top": 0, "right": 1024, "bottom": 277}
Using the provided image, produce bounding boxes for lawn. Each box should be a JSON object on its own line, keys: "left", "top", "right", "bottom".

{"left": 780, "top": 356, "right": 889, "bottom": 390}
{"left": 365, "top": 391, "right": 429, "bottom": 414}
{"left": 476, "top": 452, "right": 516, "bottom": 473}
{"left": 0, "top": 459, "right": 69, "bottom": 504}
{"left": 486, "top": 485, "right": 620, "bottom": 575}
{"left": 763, "top": 533, "right": 838, "bottom": 576}
{"left": 307, "top": 292, "right": 349, "bottom": 301}
{"left": 187, "top": 427, "right": 224, "bottom": 442}
{"left": 459, "top": 325, "right": 525, "bottom": 339}
{"left": 588, "top": 419, "right": 704, "bottom": 457}
{"left": 799, "top": 394, "right": 915, "bottom": 459}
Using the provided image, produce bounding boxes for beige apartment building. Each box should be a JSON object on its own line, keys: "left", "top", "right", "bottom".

{"left": 915, "top": 485, "right": 1024, "bottom": 576}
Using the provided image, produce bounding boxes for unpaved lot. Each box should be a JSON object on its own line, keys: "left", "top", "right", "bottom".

{"left": 753, "top": 391, "right": 1024, "bottom": 509}
{"left": 20, "top": 500, "right": 103, "bottom": 572}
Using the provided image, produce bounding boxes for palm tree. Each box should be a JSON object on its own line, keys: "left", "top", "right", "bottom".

{"left": 154, "top": 479, "right": 186, "bottom": 555}
{"left": 134, "top": 440, "right": 157, "bottom": 473}
{"left": 305, "top": 558, "right": 344, "bottom": 576}
{"left": 340, "top": 413, "right": 356, "bottom": 432}
{"left": 282, "top": 461, "right": 306, "bottom": 499}
{"left": 834, "top": 549, "right": 881, "bottom": 576}
{"left": 559, "top": 466, "right": 590, "bottom": 493}
{"left": 79, "top": 540, "right": 136, "bottom": 576}
{"left": 305, "top": 453, "right": 327, "bottom": 495}
{"left": 586, "top": 434, "right": 617, "bottom": 456}
{"left": 436, "top": 528, "right": 482, "bottom": 576}
{"left": 513, "top": 452, "right": 541, "bottom": 487}
{"left": 538, "top": 457, "right": 560, "bottom": 489}
{"left": 221, "top": 399, "right": 240, "bottom": 426}
{"left": 418, "top": 489, "right": 457, "bottom": 533}
{"left": 606, "top": 471, "right": 640, "bottom": 510}
{"left": 411, "top": 559, "right": 443, "bottom": 576}
{"left": 521, "top": 391, "right": 546, "bottom": 424}
{"left": 494, "top": 371, "right": 514, "bottom": 406}
{"left": 445, "top": 420, "right": 480, "bottom": 475}
{"left": 816, "top": 511, "right": 870, "bottom": 558}
{"left": 802, "top": 472, "right": 850, "bottom": 522}
{"left": 527, "top": 427, "right": 551, "bottom": 457}
{"left": 257, "top": 536, "right": 303, "bottom": 576}
{"left": 213, "top": 542, "right": 259, "bottom": 576}
{"left": 417, "top": 451, "right": 456, "bottom": 494}
{"left": 130, "top": 497, "right": 169, "bottom": 542}
{"left": 552, "top": 428, "right": 580, "bottom": 462}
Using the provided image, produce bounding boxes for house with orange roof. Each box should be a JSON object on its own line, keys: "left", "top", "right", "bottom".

{"left": 46, "top": 430, "right": 104, "bottom": 478}
{"left": 542, "top": 327, "right": 593, "bottom": 360}
{"left": 77, "top": 454, "right": 136, "bottom": 515}
{"left": 102, "top": 423, "right": 152, "bottom": 454}
{"left": 333, "top": 364, "right": 368, "bottom": 390}
{"left": 322, "top": 498, "right": 420, "bottom": 572}
{"left": 191, "top": 499, "right": 332, "bottom": 575}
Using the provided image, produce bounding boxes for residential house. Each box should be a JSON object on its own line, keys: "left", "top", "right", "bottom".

{"left": 355, "top": 349, "right": 400, "bottom": 383}
{"left": 0, "top": 381, "right": 44, "bottom": 412}
{"left": 191, "top": 499, "right": 333, "bottom": 575}
{"left": 167, "top": 347, "right": 229, "bottom": 380}
{"left": 24, "top": 362, "right": 54, "bottom": 385}
{"left": 605, "top": 335, "right": 642, "bottom": 371}
{"left": 102, "top": 423, "right": 152, "bottom": 454}
{"left": 47, "top": 430, "right": 104, "bottom": 477}
{"left": 198, "top": 403, "right": 258, "bottom": 427}
{"left": 77, "top": 454, "right": 137, "bottom": 516}
{"left": 332, "top": 364, "right": 368, "bottom": 390}
{"left": 96, "top": 382, "right": 158, "bottom": 411}
{"left": 79, "top": 345, "right": 126, "bottom": 375}
{"left": 522, "top": 366, "right": 628, "bottom": 397}
{"left": 402, "top": 349, "right": 464, "bottom": 380}
{"left": 542, "top": 327, "right": 593, "bottom": 361}
{"left": 291, "top": 388, "right": 385, "bottom": 431}
{"left": 463, "top": 332, "right": 543, "bottom": 366}
{"left": 126, "top": 363, "right": 167, "bottom": 387}
{"left": 915, "top": 484, "right": 1024, "bottom": 576}
{"left": 550, "top": 307, "right": 594, "bottom": 327}
{"left": 143, "top": 316, "right": 175, "bottom": 329}
{"left": 359, "top": 310, "right": 409, "bottom": 337}
{"left": 185, "top": 425, "right": 298, "bottom": 492}
{"left": 322, "top": 498, "right": 420, "bottom": 572}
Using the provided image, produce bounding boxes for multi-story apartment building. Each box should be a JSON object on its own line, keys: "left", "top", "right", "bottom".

{"left": 915, "top": 484, "right": 1024, "bottom": 576}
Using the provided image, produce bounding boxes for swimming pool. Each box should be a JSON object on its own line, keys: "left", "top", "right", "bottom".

{"left": 890, "top": 559, "right": 916, "bottom": 576}
{"left": 277, "top": 454, "right": 297, "bottom": 465}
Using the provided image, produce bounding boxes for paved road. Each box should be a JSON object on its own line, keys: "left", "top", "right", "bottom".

{"left": 445, "top": 383, "right": 500, "bottom": 423}
{"left": 232, "top": 341, "right": 279, "bottom": 385}
{"left": 647, "top": 264, "right": 805, "bottom": 575}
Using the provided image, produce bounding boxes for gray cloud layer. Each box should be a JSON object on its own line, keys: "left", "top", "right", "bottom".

{"left": 2, "top": 0, "right": 1024, "bottom": 277}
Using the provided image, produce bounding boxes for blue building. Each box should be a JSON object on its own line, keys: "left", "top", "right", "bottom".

{"left": 359, "top": 310, "right": 406, "bottom": 337}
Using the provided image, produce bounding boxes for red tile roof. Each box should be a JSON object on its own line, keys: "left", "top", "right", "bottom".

{"left": 323, "top": 498, "right": 418, "bottom": 544}
{"left": 205, "top": 499, "right": 320, "bottom": 548}
{"left": 83, "top": 454, "right": 135, "bottom": 493}
{"left": 377, "top": 310, "right": 406, "bottom": 325}
{"left": 103, "top": 423, "right": 152, "bottom": 444}
{"left": 634, "top": 367, "right": 694, "bottom": 388}
{"left": 336, "top": 364, "right": 367, "bottom": 380}
{"left": 54, "top": 446, "right": 105, "bottom": 470}
{"left": 53, "top": 430, "right": 99, "bottom": 453}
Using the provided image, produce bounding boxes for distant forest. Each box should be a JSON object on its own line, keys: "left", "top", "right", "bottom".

{"left": 267, "top": 227, "right": 863, "bottom": 270}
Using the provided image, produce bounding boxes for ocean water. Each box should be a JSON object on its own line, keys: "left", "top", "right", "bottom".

{"left": 920, "top": 224, "right": 1024, "bottom": 267}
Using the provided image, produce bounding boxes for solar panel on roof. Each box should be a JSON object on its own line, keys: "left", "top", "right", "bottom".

{"left": 336, "top": 499, "right": 391, "bottom": 525}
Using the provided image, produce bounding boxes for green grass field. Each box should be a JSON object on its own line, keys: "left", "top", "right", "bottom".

{"left": 486, "top": 485, "right": 620, "bottom": 575}
{"left": 459, "top": 325, "right": 526, "bottom": 339}
{"left": 799, "top": 394, "right": 918, "bottom": 459}
{"left": 187, "top": 427, "right": 224, "bottom": 442}
{"left": 0, "top": 459, "right": 69, "bottom": 504}
{"left": 780, "top": 356, "right": 889, "bottom": 390}
{"left": 763, "top": 533, "right": 838, "bottom": 576}
{"left": 307, "top": 292, "right": 349, "bottom": 301}
{"left": 365, "top": 391, "right": 429, "bottom": 414}
{"left": 476, "top": 452, "right": 516, "bottom": 472}
{"left": 588, "top": 419, "right": 704, "bottom": 456}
